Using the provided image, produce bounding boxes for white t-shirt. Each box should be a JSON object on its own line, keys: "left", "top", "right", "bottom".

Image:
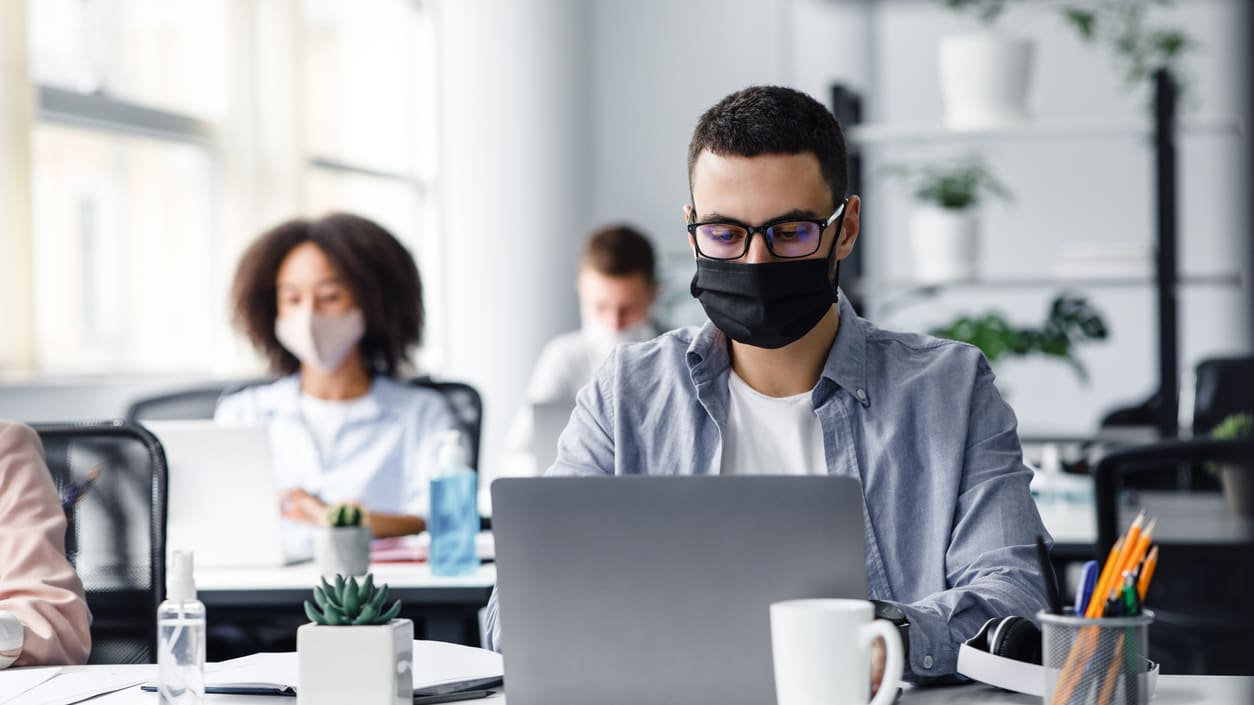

{"left": 721, "top": 370, "right": 826, "bottom": 476}
{"left": 299, "top": 393, "right": 367, "bottom": 464}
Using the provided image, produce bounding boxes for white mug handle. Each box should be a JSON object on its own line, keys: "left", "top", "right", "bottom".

{"left": 859, "top": 618, "right": 904, "bottom": 705}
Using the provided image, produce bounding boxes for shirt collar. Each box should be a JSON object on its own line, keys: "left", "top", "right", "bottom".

{"left": 685, "top": 291, "right": 870, "bottom": 407}
{"left": 269, "top": 374, "right": 388, "bottom": 421}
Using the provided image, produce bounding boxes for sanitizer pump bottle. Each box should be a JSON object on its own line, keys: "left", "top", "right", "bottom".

{"left": 429, "top": 430, "right": 478, "bottom": 576}
{"left": 157, "top": 550, "right": 206, "bottom": 705}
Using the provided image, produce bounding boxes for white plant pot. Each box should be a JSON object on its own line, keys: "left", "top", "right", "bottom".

{"left": 314, "top": 526, "right": 371, "bottom": 578}
{"left": 910, "top": 206, "right": 980, "bottom": 284}
{"left": 297, "top": 619, "right": 414, "bottom": 705}
{"left": 938, "top": 30, "right": 1034, "bottom": 130}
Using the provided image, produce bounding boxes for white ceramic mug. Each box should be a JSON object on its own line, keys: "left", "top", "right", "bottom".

{"left": 770, "top": 598, "right": 904, "bottom": 705}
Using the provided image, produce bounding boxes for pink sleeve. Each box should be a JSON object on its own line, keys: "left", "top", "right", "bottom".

{"left": 0, "top": 422, "right": 92, "bottom": 666}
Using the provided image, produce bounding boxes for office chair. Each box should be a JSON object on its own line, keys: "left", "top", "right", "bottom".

{"left": 410, "top": 376, "right": 483, "bottom": 472}
{"left": 125, "top": 379, "right": 268, "bottom": 422}
{"left": 1093, "top": 438, "right": 1254, "bottom": 675}
{"left": 33, "top": 421, "right": 168, "bottom": 665}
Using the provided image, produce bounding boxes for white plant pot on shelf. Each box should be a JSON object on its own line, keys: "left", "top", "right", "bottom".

{"left": 938, "top": 30, "right": 1034, "bottom": 130}
{"left": 297, "top": 618, "right": 414, "bottom": 705}
{"left": 314, "top": 526, "right": 371, "bottom": 578}
{"left": 910, "top": 206, "right": 980, "bottom": 284}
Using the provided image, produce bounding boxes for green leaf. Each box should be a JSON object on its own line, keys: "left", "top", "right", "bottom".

{"left": 378, "top": 600, "right": 402, "bottom": 623}
{"left": 319, "top": 578, "right": 343, "bottom": 609}
{"left": 368, "top": 584, "right": 390, "bottom": 612}
{"left": 360, "top": 574, "right": 375, "bottom": 601}
{"left": 343, "top": 577, "right": 361, "bottom": 616}
{"left": 334, "top": 574, "right": 346, "bottom": 599}
{"left": 304, "top": 600, "right": 325, "bottom": 625}
{"left": 1062, "top": 8, "right": 1098, "bottom": 40}
{"left": 353, "top": 603, "right": 379, "bottom": 625}
{"left": 322, "top": 604, "right": 345, "bottom": 626}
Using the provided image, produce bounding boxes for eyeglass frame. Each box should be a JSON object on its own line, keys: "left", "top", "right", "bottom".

{"left": 685, "top": 199, "right": 849, "bottom": 261}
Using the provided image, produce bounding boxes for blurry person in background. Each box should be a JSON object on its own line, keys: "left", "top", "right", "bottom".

{"left": 0, "top": 421, "right": 91, "bottom": 668}
{"left": 215, "top": 213, "right": 458, "bottom": 556}
{"left": 530, "top": 225, "right": 661, "bottom": 405}
{"left": 497, "top": 225, "right": 662, "bottom": 480}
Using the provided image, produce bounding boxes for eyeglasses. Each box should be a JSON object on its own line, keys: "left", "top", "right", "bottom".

{"left": 687, "top": 200, "right": 847, "bottom": 261}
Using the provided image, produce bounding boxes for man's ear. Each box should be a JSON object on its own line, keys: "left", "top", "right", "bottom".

{"left": 834, "top": 195, "right": 862, "bottom": 261}
{"left": 684, "top": 204, "right": 696, "bottom": 256}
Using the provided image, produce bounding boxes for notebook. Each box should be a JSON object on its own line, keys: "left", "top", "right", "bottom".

{"left": 140, "top": 641, "right": 502, "bottom": 698}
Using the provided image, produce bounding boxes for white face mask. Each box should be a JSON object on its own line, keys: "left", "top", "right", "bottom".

{"left": 581, "top": 318, "right": 654, "bottom": 364}
{"left": 275, "top": 307, "right": 366, "bottom": 373}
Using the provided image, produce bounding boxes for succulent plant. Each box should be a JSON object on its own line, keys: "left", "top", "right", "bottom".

{"left": 326, "top": 502, "right": 365, "bottom": 528}
{"left": 304, "top": 573, "right": 402, "bottom": 626}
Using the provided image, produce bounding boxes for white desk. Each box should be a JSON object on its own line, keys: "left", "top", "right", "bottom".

{"left": 26, "top": 669, "right": 1247, "bottom": 704}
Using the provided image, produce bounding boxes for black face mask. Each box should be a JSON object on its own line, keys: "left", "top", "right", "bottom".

{"left": 690, "top": 256, "right": 840, "bottom": 349}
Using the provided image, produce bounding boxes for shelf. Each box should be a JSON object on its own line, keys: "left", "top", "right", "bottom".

{"left": 846, "top": 117, "right": 1241, "bottom": 146}
{"left": 853, "top": 272, "right": 1243, "bottom": 296}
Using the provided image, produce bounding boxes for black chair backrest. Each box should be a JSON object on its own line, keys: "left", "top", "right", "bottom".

{"left": 33, "top": 421, "right": 168, "bottom": 665}
{"left": 1192, "top": 355, "right": 1254, "bottom": 436}
{"left": 125, "top": 379, "right": 268, "bottom": 422}
{"left": 410, "top": 376, "right": 483, "bottom": 471}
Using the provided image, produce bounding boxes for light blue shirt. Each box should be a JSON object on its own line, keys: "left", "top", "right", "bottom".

{"left": 485, "top": 296, "right": 1051, "bottom": 680}
{"left": 215, "top": 374, "right": 458, "bottom": 521}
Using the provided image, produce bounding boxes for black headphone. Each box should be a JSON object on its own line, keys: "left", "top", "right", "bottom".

{"left": 965, "top": 616, "right": 1042, "bottom": 665}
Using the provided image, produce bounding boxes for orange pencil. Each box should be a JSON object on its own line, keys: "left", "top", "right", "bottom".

{"left": 1090, "top": 512, "right": 1143, "bottom": 617}
{"left": 1086, "top": 534, "right": 1127, "bottom": 618}
{"left": 1137, "top": 545, "right": 1159, "bottom": 600}
{"left": 1118, "top": 517, "right": 1156, "bottom": 584}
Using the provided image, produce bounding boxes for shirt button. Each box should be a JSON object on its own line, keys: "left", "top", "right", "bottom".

{"left": 855, "top": 388, "right": 867, "bottom": 400}
{"left": 923, "top": 654, "right": 934, "bottom": 670}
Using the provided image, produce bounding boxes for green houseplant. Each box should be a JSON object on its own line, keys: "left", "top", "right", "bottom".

{"left": 928, "top": 293, "right": 1109, "bottom": 382}
{"left": 886, "top": 157, "right": 1011, "bottom": 283}
{"left": 1058, "top": 0, "right": 1197, "bottom": 107}
{"left": 1207, "top": 413, "right": 1253, "bottom": 518}
{"left": 314, "top": 501, "right": 371, "bottom": 578}
{"left": 298, "top": 573, "right": 413, "bottom": 705}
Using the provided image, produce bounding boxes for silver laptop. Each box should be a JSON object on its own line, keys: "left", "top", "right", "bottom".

{"left": 529, "top": 400, "right": 575, "bottom": 474}
{"left": 144, "top": 420, "right": 290, "bottom": 568}
{"left": 491, "top": 475, "right": 868, "bottom": 705}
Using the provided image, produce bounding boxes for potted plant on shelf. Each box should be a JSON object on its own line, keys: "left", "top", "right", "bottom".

{"left": 938, "top": 0, "right": 1035, "bottom": 129}
{"left": 298, "top": 573, "right": 412, "bottom": 705}
{"left": 1206, "top": 413, "right": 1253, "bottom": 518}
{"left": 928, "top": 293, "right": 1109, "bottom": 383}
{"left": 315, "top": 502, "right": 371, "bottom": 578}
{"left": 885, "top": 157, "right": 1011, "bottom": 284}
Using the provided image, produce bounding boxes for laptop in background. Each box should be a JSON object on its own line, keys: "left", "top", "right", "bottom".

{"left": 529, "top": 400, "right": 575, "bottom": 473}
{"left": 144, "top": 420, "right": 291, "bottom": 568}
{"left": 491, "top": 475, "right": 868, "bottom": 705}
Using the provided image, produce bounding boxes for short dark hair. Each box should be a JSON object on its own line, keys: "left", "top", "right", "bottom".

{"left": 580, "top": 224, "right": 656, "bottom": 284}
{"left": 687, "top": 85, "right": 848, "bottom": 207}
{"left": 230, "top": 212, "right": 424, "bottom": 377}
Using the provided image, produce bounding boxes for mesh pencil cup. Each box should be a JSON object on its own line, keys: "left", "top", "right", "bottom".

{"left": 1040, "top": 609, "right": 1156, "bottom": 705}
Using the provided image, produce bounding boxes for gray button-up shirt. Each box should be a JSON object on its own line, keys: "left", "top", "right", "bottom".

{"left": 486, "top": 296, "right": 1051, "bottom": 680}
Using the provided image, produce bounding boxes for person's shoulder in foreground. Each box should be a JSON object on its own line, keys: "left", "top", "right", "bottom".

{"left": 0, "top": 421, "right": 92, "bottom": 668}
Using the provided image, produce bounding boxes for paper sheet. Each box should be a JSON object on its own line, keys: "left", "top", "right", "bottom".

{"left": 8, "top": 665, "right": 152, "bottom": 705}
{"left": 0, "top": 668, "right": 59, "bottom": 705}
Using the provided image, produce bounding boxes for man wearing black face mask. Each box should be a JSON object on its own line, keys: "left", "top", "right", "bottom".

{"left": 484, "top": 86, "right": 1050, "bottom": 689}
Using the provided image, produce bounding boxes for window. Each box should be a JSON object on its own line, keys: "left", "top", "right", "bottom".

{"left": 5, "top": 0, "right": 436, "bottom": 376}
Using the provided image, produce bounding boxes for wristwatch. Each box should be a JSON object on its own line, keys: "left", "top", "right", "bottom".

{"left": 871, "top": 600, "right": 910, "bottom": 657}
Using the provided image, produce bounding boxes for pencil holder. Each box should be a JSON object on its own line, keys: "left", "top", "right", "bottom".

{"left": 1040, "top": 610, "right": 1155, "bottom": 705}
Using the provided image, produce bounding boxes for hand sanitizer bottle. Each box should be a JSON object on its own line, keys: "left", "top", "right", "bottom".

{"left": 429, "top": 430, "right": 478, "bottom": 576}
{"left": 158, "top": 550, "right": 205, "bottom": 704}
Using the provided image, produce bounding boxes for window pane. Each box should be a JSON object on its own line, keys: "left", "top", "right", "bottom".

{"left": 32, "top": 124, "right": 217, "bottom": 374}
{"left": 303, "top": 0, "right": 429, "bottom": 175}
{"left": 29, "top": 0, "right": 226, "bottom": 119}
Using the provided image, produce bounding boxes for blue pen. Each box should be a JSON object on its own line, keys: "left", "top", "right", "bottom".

{"left": 1074, "top": 559, "right": 1098, "bottom": 615}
